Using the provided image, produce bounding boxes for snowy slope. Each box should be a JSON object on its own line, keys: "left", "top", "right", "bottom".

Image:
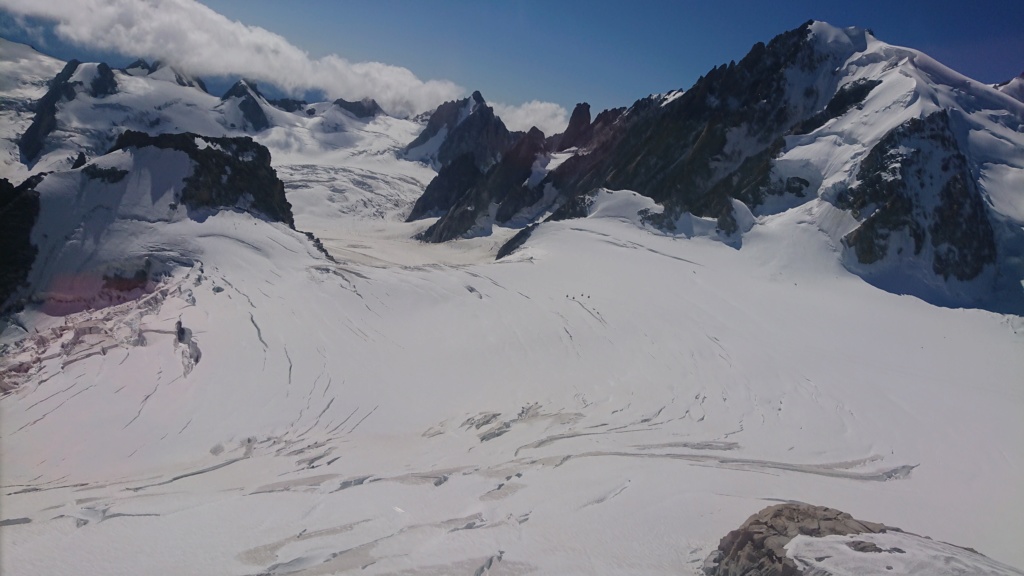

{"left": 0, "top": 38, "right": 66, "bottom": 182}
{"left": 1, "top": 31, "right": 1023, "bottom": 576}
{"left": 768, "top": 23, "right": 1024, "bottom": 307}
{"left": 996, "top": 74, "right": 1024, "bottom": 103}
{"left": 3, "top": 175, "right": 1023, "bottom": 575}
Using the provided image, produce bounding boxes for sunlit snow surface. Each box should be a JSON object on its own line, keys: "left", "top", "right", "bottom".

{"left": 787, "top": 532, "right": 1024, "bottom": 576}
{"left": 3, "top": 180, "right": 1022, "bottom": 573}
{"left": 2, "top": 27, "right": 1024, "bottom": 575}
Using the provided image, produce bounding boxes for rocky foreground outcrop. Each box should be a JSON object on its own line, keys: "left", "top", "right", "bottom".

{"left": 703, "top": 504, "right": 890, "bottom": 575}
{"left": 110, "top": 130, "right": 294, "bottom": 227}
{"left": 703, "top": 503, "right": 1021, "bottom": 576}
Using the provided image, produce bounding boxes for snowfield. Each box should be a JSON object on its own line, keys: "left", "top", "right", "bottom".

{"left": 3, "top": 179, "right": 1022, "bottom": 574}
{"left": 2, "top": 26, "right": 1024, "bottom": 575}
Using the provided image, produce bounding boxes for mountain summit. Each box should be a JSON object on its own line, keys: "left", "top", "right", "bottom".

{"left": 407, "top": 20, "right": 1024, "bottom": 311}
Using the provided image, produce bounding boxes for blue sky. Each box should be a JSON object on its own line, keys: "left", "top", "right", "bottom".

{"left": 1, "top": 0, "right": 1022, "bottom": 132}
{"left": 199, "top": 0, "right": 1024, "bottom": 110}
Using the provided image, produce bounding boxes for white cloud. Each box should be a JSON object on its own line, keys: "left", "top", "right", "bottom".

{"left": 491, "top": 100, "right": 569, "bottom": 136}
{"left": 0, "top": 0, "right": 463, "bottom": 117}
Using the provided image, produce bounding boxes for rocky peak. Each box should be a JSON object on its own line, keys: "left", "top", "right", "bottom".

{"left": 333, "top": 97, "right": 384, "bottom": 118}
{"left": 416, "top": 126, "right": 549, "bottom": 243}
{"left": 123, "top": 59, "right": 157, "bottom": 75}
{"left": 552, "top": 102, "right": 592, "bottom": 151}
{"left": 221, "top": 79, "right": 263, "bottom": 101}
{"left": 403, "top": 90, "right": 514, "bottom": 170}
{"left": 220, "top": 80, "right": 270, "bottom": 132}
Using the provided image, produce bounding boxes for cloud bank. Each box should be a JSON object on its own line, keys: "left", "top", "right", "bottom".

{"left": 1, "top": 0, "right": 570, "bottom": 131}
{"left": 1, "top": 0, "right": 460, "bottom": 117}
{"left": 492, "top": 100, "right": 569, "bottom": 136}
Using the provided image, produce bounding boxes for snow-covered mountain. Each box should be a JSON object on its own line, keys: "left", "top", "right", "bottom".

{"left": 1, "top": 23, "right": 1023, "bottom": 576}
{"left": 410, "top": 21, "right": 1024, "bottom": 313}
{"left": 996, "top": 73, "right": 1024, "bottom": 103}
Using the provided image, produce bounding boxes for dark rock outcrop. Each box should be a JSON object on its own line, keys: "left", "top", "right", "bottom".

{"left": 82, "top": 164, "right": 129, "bottom": 183}
{"left": 405, "top": 92, "right": 481, "bottom": 156}
{"left": 88, "top": 63, "right": 118, "bottom": 98}
{"left": 18, "top": 59, "right": 81, "bottom": 163}
{"left": 546, "top": 21, "right": 826, "bottom": 233}
{"left": 419, "top": 127, "right": 547, "bottom": 243}
{"left": 406, "top": 153, "right": 482, "bottom": 221}
{"left": 404, "top": 91, "right": 514, "bottom": 170}
{"left": 792, "top": 78, "right": 881, "bottom": 135}
{"left": 220, "top": 80, "right": 270, "bottom": 132}
{"left": 411, "top": 21, "right": 843, "bottom": 242}
{"left": 333, "top": 97, "right": 383, "bottom": 118}
{"left": 838, "top": 110, "right": 996, "bottom": 281}
{"left": 495, "top": 223, "right": 538, "bottom": 260}
{"left": 0, "top": 177, "right": 43, "bottom": 312}
{"left": 110, "top": 131, "right": 293, "bottom": 227}
{"left": 270, "top": 98, "right": 307, "bottom": 113}
{"left": 124, "top": 59, "right": 157, "bottom": 75}
{"left": 552, "top": 102, "right": 592, "bottom": 151}
{"left": 703, "top": 503, "right": 891, "bottom": 576}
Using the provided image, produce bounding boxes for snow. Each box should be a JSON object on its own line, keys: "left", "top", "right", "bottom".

{"left": 997, "top": 76, "right": 1024, "bottom": 103}
{"left": 659, "top": 89, "right": 685, "bottom": 107}
{"left": 4, "top": 153, "right": 1023, "bottom": 573}
{"left": 0, "top": 38, "right": 67, "bottom": 181}
{"left": 787, "top": 531, "right": 1024, "bottom": 576}
{"left": 1, "top": 34, "right": 1023, "bottom": 576}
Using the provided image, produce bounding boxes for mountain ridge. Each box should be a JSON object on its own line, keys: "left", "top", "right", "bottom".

{"left": 402, "top": 20, "right": 1024, "bottom": 312}
{"left": 0, "top": 25, "right": 1023, "bottom": 575}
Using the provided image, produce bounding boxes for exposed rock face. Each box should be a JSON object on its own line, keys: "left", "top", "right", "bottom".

{"left": 703, "top": 503, "right": 891, "bottom": 576}
{"left": 403, "top": 20, "right": 1016, "bottom": 308}
{"left": 838, "top": 110, "right": 996, "bottom": 281}
{"left": 124, "top": 59, "right": 157, "bottom": 75}
{"left": 412, "top": 21, "right": 836, "bottom": 242}
{"left": 791, "top": 78, "right": 880, "bottom": 135}
{"left": 111, "top": 131, "right": 294, "bottom": 227}
{"left": 404, "top": 91, "right": 514, "bottom": 170}
{"left": 406, "top": 153, "right": 482, "bottom": 221}
{"left": 88, "top": 63, "right": 118, "bottom": 98}
{"left": 269, "top": 98, "right": 307, "bottom": 113}
{"left": 0, "top": 177, "right": 42, "bottom": 312}
{"left": 18, "top": 59, "right": 81, "bottom": 163}
{"left": 419, "top": 127, "right": 547, "bottom": 243}
{"left": 553, "top": 102, "right": 592, "bottom": 151}
{"left": 333, "top": 97, "right": 383, "bottom": 118}
{"left": 220, "top": 80, "right": 270, "bottom": 132}
{"left": 547, "top": 21, "right": 827, "bottom": 233}
{"left": 495, "top": 223, "right": 538, "bottom": 260}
